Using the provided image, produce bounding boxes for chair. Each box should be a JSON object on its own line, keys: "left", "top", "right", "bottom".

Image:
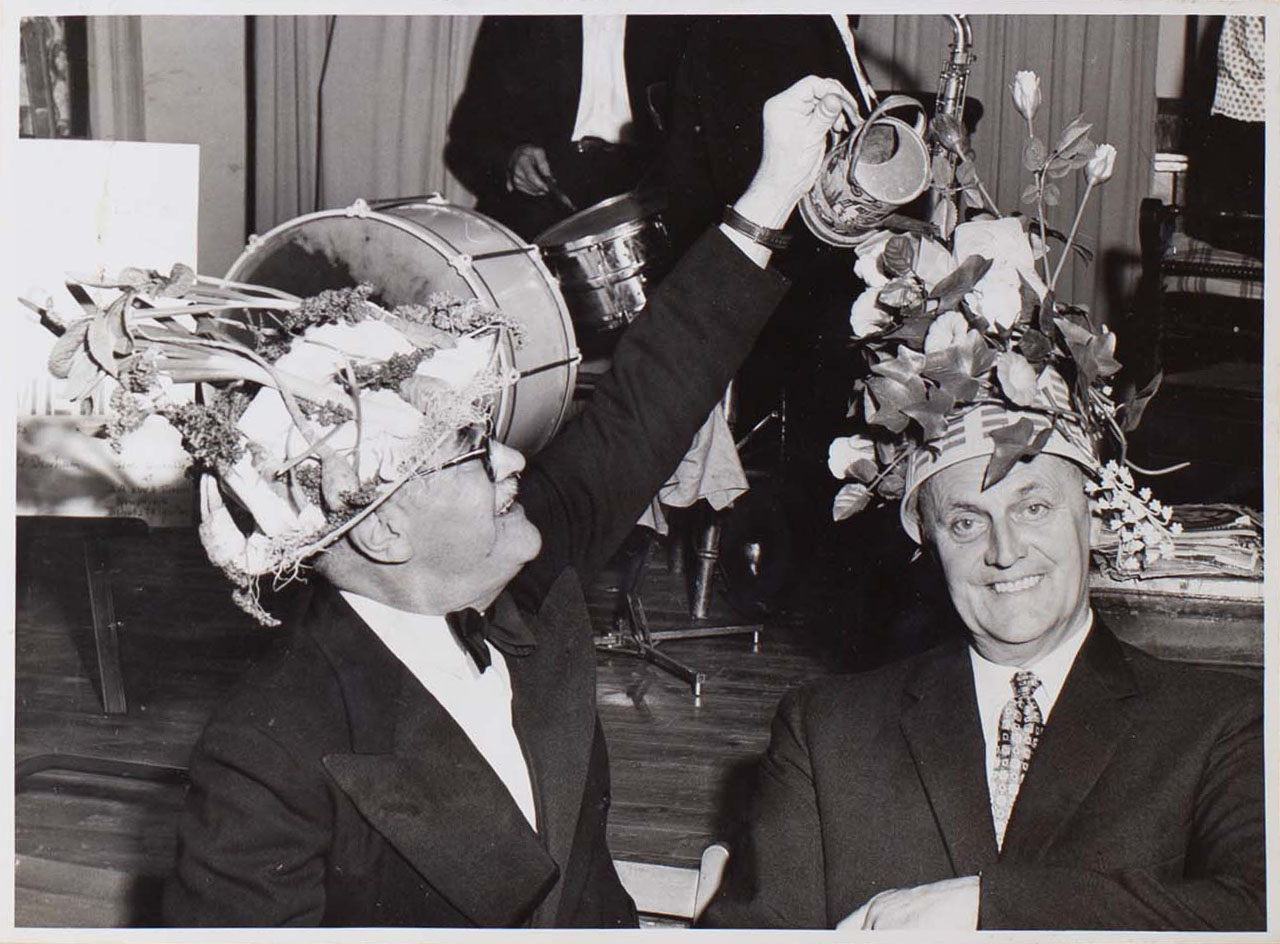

{"left": 1130, "top": 197, "right": 1264, "bottom": 508}
{"left": 613, "top": 843, "right": 729, "bottom": 927}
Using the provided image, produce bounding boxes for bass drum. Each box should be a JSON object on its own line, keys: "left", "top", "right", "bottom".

{"left": 225, "top": 197, "right": 579, "bottom": 456}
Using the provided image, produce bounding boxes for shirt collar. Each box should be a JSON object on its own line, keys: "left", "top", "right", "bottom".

{"left": 969, "top": 610, "right": 1093, "bottom": 722}
{"left": 340, "top": 590, "right": 478, "bottom": 681}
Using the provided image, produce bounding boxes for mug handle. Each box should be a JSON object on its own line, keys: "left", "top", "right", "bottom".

{"left": 847, "top": 94, "right": 929, "bottom": 184}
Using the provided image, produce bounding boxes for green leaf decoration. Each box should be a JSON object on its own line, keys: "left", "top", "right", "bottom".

{"left": 833, "top": 482, "right": 873, "bottom": 521}
{"left": 877, "top": 469, "right": 906, "bottom": 500}
{"left": 1017, "top": 272, "right": 1040, "bottom": 327}
{"left": 1062, "top": 134, "right": 1096, "bottom": 161}
{"left": 1054, "top": 114, "right": 1092, "bottom": 154}
{"left": 902, "top": 386, "right": 958, "bottom": 442}
{"left": 850, "top": 458, "right": 879, "bottom": 483}
{"left": 1020, "top": 183, "right": 1039, "bottom": 205}
{"left": 865, "top": 374, "right": 925, "bottom": 427}
{"left": 970, "top": 341, "right": 998, "bottom": 378}
{"left": 1017, "top": 327, "right": 1053, "bottom": 366}
{"left": 62, "top": 345, "right": 106, "bottom": 402}
{"left": 922, "top": 345, "right": 985, "bottom": 404}
{"left": 870, "top": 345, "right": 927, "bottom": 384}
{"left": 86, "top": 315, "right": 120, "bottom": 377}
{"left": 983, "top": 418, "right": 1054, "bottom": 489}
{"left": 882, "top": 234, "right": 916, "bottom": 277}
{"left": 1046, "top": 159, "right": 1076, "bottom": 179}
{"left": 1022, "top": 136, "right": 1047, "bottom": 172}
{"left": 1043, "top": 182, "right": 1062, "bottom": 206}
{"left": 929, "top": 254, "right": 993, "bottom": 313}
{"left": 1116, "top": 370, "right": 1163, "bottom": 433}
{"left": 883, "top": 312, "right": 933, "bottom": 348}
{"left": 47, "top": 320, "right": 91, "bottom": 379}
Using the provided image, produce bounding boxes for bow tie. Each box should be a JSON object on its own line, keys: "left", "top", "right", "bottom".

{"left": 445, "top": 594, "right": 537, "bottom": 672}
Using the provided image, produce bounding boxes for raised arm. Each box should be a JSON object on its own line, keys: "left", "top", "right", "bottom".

{"left": 514, "top": 76, "right": 856, "bottom": 603}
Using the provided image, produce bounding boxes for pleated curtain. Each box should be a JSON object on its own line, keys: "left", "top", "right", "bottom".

{"left": 251, "top": 14, "right": 1158, "bottom": 324}
{"left": 252, "top": 15, "right": 483, "bottom": 234}
{"left": 857, "top": 14, "right": 1161, "bottom": 325}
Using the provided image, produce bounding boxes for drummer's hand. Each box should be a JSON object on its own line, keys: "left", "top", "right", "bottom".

{"left": 507, "top": 144, "right": 555, "bottom": 196}
{"left": 735, "top": 76, "right": 859, "bottom": 229}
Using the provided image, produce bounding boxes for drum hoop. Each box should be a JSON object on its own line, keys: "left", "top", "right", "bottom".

{"left": 540, "top": 217, "right": 653, "bottom": 255}
{"left": 228, "top": 203, "right": 580, "bottom": 450}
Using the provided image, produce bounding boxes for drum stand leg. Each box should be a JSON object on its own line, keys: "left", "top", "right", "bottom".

{"left": 595, "top": 532, "right": 711, "bottom": 703}
{"left": 595, "top": 381, "right": 763, "bottom": 703}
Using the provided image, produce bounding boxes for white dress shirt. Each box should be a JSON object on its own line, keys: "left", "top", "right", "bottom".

{"left": 341, "top": 591, "right": 538, "bottom": 831}
{"left": 571, "top": 15, "right": 633, "bottom": 144}
{"left": 970, "top": 612, "right": 1093, "bottom": 836}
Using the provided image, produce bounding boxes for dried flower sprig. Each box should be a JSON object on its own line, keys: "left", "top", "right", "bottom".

{"left": 1086, "top": 461, "right": 1182, "bottom": 572}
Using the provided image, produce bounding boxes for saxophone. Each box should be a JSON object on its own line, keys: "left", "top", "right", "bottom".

{"left": 935, "top": 14, "right": 974, "bottom": 131}
{"left": 929, "top": 14, "right": 976, "bottom": 235}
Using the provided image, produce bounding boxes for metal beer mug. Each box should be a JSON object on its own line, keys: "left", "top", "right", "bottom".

{"left": 800, "top": 94, "right": 932, "bottom": 247}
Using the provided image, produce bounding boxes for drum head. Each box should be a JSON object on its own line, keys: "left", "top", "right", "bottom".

{"left": 226, "top": 203, "right": 578, "bottom": 455}
{"left": 535, "top": 189, "right": 667, "bottom": 249}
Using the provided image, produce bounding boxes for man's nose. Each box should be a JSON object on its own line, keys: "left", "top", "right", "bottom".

{"left": 984, "top": 516, "right": 1027, "bottom": 568}
{"left": 489, "top": 441, "right": 525, "bottom": 480}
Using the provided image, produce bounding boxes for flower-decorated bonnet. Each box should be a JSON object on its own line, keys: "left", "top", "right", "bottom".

{"left": 828, "top": 70, "right": 1180, "bottom": 573}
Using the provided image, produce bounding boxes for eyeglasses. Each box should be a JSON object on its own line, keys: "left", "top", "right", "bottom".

{"left": 408, "top": 426, "right": 495, "bottom": 484}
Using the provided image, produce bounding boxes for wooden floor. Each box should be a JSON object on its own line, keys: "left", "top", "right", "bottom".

{"left": 12, "top": 520, "right": 844, "bottom": 927}
{"left": 14, "top": 504, "right": 1263, "bottom": 927}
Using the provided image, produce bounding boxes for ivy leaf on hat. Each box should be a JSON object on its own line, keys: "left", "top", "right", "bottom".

{"left": 1115, "top": 370, "right": 1164, "bottom": 434}
{"left": 983, "top": 418, "right": 1055, "bottom": 489}
{"left": 902, "top": 387, "right": 958, "bottom": 442}
{"left": 928, "top": 254, "right": 993, "bottom": 314}
{"left": 866, "top": 347, "right": 928, "bottom": 434}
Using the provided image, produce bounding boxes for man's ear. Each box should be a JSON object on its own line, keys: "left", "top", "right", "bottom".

{"left": 1088, "top": 507, "right": 1106, "bottom": 549}
{"left": 348, "top": 502, "right": 414, "bottom": 565}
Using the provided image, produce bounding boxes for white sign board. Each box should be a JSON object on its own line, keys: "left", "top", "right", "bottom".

{"left": 11, "top": 139, "right": 200, "bottom": 527}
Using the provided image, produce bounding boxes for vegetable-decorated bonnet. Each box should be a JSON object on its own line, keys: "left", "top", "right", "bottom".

{"left": 23, "top": 269, "right": 526, "bottom": 624}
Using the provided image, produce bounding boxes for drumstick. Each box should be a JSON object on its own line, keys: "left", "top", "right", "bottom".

{"left": 545, "top": 177, "right": 577, "bottom": 213}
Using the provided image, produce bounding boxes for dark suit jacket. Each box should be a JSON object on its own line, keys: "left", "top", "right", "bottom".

{"left": 163, "top": 229, "right": 789, "bottom": 927}
{"left": 703, "top": 618, "right": 1265, "bottom": 931}
{"left": 446, "top": 15, "right": 691, "bottom": 208}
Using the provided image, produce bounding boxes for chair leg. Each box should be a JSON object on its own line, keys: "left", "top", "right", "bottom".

{"left": 83, "top": 536, "right": 128, "bottom": 715}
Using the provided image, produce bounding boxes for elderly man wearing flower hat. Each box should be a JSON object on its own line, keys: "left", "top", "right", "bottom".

{"left": 38, "top": 76, "right": 861, "bottom": 928}
{"left": 700, "top": 213, "right": 1264, "bottom": 930}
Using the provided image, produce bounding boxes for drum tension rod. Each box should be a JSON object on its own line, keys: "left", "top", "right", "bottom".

{"left": 518, "top": 353, "right": 583, "bottom": 379}
{"left": 467, "top": 246, "right": 542, "bottom": 262}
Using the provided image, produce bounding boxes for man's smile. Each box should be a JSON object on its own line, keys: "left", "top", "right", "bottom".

{"left": 989, "top": 574, "right": 1044, "bottom": 595}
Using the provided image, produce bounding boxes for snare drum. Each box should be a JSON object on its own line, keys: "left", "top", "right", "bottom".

{"left": 535, "top": 190, "right": 670, "bottom": 336}
{"left": 225, "top": 197, "right": 579, "bottom": 456}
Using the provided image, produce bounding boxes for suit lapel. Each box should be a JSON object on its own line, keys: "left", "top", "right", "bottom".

{"left": 505, "top": 570, "right": 597, "bottom": 925}
{"left": 1000, "top": 618, "right": 1142, "bottom": 858}
{"left": 309, "top": 587, "right": 558, "bottom": 926}
{"left": 899, "top": 644, "right": 1000, "bottom": 876}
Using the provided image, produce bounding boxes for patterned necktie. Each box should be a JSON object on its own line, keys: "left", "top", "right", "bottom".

{"left": 991, "top": 669, "right": 1044, "bottom": 849}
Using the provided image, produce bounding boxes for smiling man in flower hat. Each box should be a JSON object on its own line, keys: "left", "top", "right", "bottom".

{"left": 129, "top": 76, "right": 857, "bottom": 928}
{"left": 702, "top": 218, "right": 1264, "bottom": 929}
